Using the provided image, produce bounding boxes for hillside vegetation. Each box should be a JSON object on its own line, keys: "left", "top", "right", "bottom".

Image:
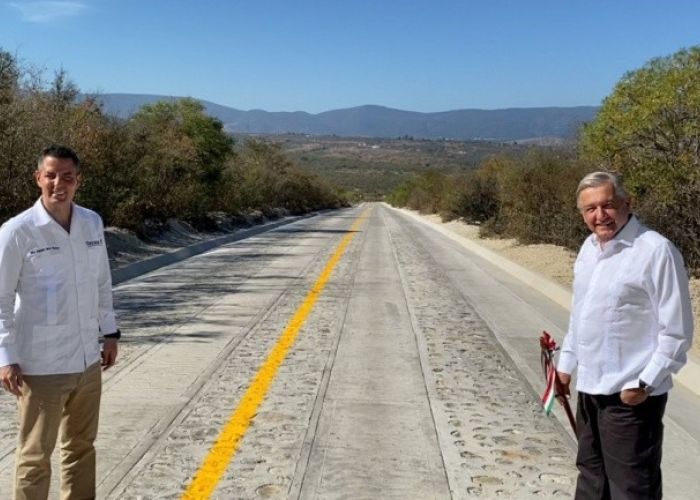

{"left": 0, "top": 49, "right": 345, "bottom": 234}
{"left": 389, "top": 46, "right": 700, "bottom": 273}
{"left": 271, "top": 134, "right": 554, "bottom": 200}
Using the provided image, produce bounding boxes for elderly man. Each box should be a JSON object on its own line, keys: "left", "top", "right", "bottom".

{"left": 0, "top": 145, "right": 120, "bottom": 499}
{"left": 557, "top": 171, "right": 693, "bottom": 499}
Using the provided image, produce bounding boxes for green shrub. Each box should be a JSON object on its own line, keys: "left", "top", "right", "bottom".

{"left": 0, "top": 50, "right": 347, "bottom": 233}
{"left": 582, "top": 46, "right": 700, "bottom": 269}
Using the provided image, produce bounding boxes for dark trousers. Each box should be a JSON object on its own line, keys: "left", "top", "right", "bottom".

{"left": 575, "top": 391, "right": 667, "bottom": 500}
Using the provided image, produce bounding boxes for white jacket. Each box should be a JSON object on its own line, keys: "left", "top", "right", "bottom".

{"left": 0, "top": 199, "right": 118, "bottom": 375}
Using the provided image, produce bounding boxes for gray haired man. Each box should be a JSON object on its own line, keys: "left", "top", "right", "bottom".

{"left": 556, "top": 171, "right": 694, "bottom": 499}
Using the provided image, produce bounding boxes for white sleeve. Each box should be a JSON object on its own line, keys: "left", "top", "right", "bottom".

{"left": 96, "top": 218, "right": 118, "bottom": 336}
{"left": 0, "top": 224, "right": 23, "bottom": 367}
{"left": 557, "top": 248, "right": 583, "bottom": 375}
{"left": 638, "top": 242, "right": 694, "bottom": 388}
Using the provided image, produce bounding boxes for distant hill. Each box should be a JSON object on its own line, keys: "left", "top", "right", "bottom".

{"left": 84, "top": 93, "right": 598, "bottom": 142}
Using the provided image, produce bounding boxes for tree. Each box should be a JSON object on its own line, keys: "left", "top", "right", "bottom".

{"left": 581, "top": 46, "right": 700, "bottom": 270}
{"left": 49, "top": 68, "right": 79, "bottom": 109}
{"left": 114, "top": 98, "right": 235, "bottom": 227}
{"left": 493, "top": 151, "right": 590, "bottom": 248}
{"left": 446, "top": 156, "right": 514, "bottom": 225}
{"left": 0, "top": 52, "right": 345, "bottom": 231}
{"left": 0, "top": 49, "right": 19, "bottom": 105}
{"left": 0, "top": 49, "right": 39, "bottom": 221}
{"left": 582, "top": 47, "right": 700, "bottom": 196}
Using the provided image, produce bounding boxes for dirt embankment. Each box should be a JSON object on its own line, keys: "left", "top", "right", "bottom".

{"left": 421, "top": 214, "right": 700, "bottom": 359}
{"left": 104, "top": 211, "right": 282, "bottom": 270}
{"left": 105, "top": 220, "right": 221, "bottom": 270}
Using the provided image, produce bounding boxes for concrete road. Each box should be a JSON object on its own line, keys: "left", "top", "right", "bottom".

{"left": 0, "top": 202, "right": 697, "bottom": 498}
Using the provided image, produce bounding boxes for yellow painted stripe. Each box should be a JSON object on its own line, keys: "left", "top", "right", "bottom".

{"left": 182, "top": 209, "right": 371, "bottom": 499}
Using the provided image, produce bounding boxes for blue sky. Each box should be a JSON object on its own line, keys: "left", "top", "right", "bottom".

{"left": 2, "top": 1, "right": 700, "bottom": 113}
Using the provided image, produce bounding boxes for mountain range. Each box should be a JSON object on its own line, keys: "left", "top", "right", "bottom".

{"left": 86, "top": 93, "right": 599, "bottom": 142}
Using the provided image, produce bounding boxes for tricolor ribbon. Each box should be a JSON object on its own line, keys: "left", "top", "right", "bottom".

{"left": 539, "top": 331, "right": 577, "bottom": 433}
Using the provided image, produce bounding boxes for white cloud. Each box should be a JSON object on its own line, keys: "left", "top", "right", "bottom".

{"left": 9, "top": 1, "right": 89, "bottom": 23}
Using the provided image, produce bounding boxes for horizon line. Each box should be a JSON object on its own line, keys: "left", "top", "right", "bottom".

{"left": 81, "top": 92, "right": 600, "bottom": 115}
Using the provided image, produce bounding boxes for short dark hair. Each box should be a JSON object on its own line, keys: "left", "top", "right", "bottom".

{"left": 37, "top": 145, "right": 80, "bottom": 171}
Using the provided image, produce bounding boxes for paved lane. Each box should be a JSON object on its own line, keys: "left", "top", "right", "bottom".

{"left": 0, "top": 210, "right": 352, "bottom": 497}
{"left": 1, "top": 204, "right": 582, "bottom": 498}
{"left": 297, "top": 205, "right": 452, "bottom": 499}
{"left": 390, "top": 205, "right": 700, "bottom": 499}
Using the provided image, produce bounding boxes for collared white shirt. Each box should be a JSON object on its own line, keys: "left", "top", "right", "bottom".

{"left": 558, "top": 215, "right": 694, "bottom": 395}
{"left": 0, "top": 199, "right": 118, "bottom": 375}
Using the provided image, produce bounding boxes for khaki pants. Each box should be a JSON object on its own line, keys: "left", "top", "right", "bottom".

{"left": 14, "top": 362, "right": 102, "bottom": 500}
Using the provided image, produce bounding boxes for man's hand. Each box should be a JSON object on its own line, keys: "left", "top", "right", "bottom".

{"left": 556, "top": 371, "right": 571, "bottom": 398}
{"left": 101, "top": 338, "right": 118, "bottom": 370}
{"left": 0, "top": 364, "right": 23, "bottom": 396}
{"left": 620, "top": 388, "right": 648, "bottom": 406}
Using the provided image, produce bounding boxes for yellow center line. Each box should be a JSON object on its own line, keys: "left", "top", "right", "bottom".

{"left": 182, "top": 208, "right": 372, "bottom": 499}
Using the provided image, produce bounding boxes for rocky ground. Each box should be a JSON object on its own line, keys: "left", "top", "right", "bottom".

{"left": 97, "top": 206, "right": 578, "bottom": 497}
{"left": 103, "top": 211, "right": 700, "bottom": 358}
{"left": 103, "top": 211, "right": 700, "bottom": 357}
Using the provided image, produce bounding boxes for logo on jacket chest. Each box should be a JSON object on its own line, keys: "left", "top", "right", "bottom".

{"left": 85, "top": 238, "right": 103, "bottom": 248}
{"left": 28, "top": 246, "right": 60, "bottom": 256}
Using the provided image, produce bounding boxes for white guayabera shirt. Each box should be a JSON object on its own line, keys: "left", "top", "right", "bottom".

{"left": 559, "top": 215, "right": 694, "bottom": 396}
{"left": 0, "top": 199, "right": 118, "bottom": 375}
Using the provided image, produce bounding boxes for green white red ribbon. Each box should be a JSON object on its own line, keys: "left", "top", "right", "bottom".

{"left": 541, "top": 356, "right": 557, "bottom": 414}
{"left": 540, "top": 331, "right": 559, "bottom": 415}
{"left": 539, "top": 330, "right": 577, "bottom": 433}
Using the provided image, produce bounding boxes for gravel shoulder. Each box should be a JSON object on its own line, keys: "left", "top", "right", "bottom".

{"left": 419, "top": 213, "right": 700, "bottom": 359}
